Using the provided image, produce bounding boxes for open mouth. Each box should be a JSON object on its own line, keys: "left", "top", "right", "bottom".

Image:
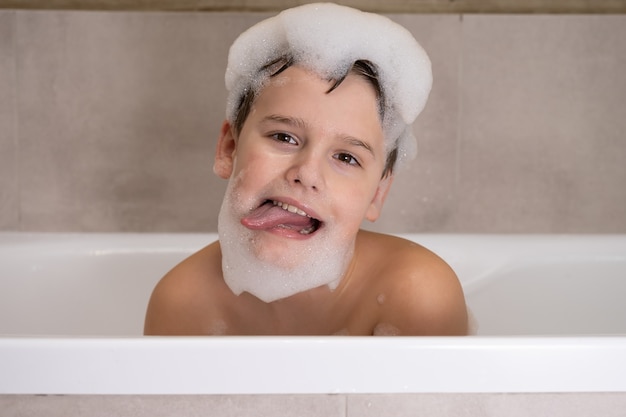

{"left": 270, "top": 200, "right": 322, "bottom": 235}
{"left": 240, "top": 199, "right": 323, "bottom": 236}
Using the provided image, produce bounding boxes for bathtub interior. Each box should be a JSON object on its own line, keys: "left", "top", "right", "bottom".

{"left": 0, "top": 232, "right": 625, "bottom": 336}
{"left": 465, "top": 259, "right": 626, "bottom": 335}
{"left": 0, "top": 233, "right": 194, "bottom": 336}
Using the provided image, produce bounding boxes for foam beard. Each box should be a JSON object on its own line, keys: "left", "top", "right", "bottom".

{"left": 217, "top": 178, "right": 353, "bottom": 303}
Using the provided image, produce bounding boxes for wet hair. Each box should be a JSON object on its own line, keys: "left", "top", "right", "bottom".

{"left": 232, "top": 58, "right": 398, "bottom": 178}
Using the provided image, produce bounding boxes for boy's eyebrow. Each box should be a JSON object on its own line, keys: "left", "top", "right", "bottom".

{"left": 342, "top": 137, "right": 375, "bottom": 157}
{"left": 261, "top": 114, "right": 308, "bottom": 130}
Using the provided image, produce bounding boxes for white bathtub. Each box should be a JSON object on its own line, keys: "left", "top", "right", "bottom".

{"left": 1, "top": 232, "right": 625, "bottom": 394}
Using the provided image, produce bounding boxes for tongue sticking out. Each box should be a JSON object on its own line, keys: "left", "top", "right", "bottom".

{"left": 241, "top": 201, "right": 319, "bottom": 234}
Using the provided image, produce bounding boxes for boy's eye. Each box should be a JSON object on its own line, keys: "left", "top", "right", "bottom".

{"left": 334, "top": 152, "right": 360, "bottom": 167}
{"left": 271, "top": 132, "right": 298, "bottom": 145}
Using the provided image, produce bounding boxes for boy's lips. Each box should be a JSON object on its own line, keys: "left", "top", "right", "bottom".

{"left": 240, "top": 198, "right": 323, "bottom": 237}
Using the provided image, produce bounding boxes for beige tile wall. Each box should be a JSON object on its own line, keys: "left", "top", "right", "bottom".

{"left": 454, "top": 15, "right": 626, "bottom": 233}
{"left": 1, "top": 10, "right": 625, "bottom": 233}
{"left": 11, "top": 11, "right": 266, "bottom": 232}
{"left": 3, "top": 393, "right": 626, "bottom": 417}
{"left": 3, "top": 0, "right": 626, "bottom": 13}
{"left": 0, "top": 11, "right": 18, "bottom": 229}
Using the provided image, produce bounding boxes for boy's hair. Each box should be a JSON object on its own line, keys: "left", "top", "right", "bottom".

{"left": 224, "top": 3, "right": 432, "bottom": 172}
{"left": 232, "top": 57, "right": 398, "bottom": 177}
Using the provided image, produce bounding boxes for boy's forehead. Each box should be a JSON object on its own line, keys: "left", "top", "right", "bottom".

{"left": 258, "top": 66, "right": 379, "bottom": 108}
{"left": 264, "top": 66, "right": 332, "bottom": 90}
{"left": 254, "top": 67, "right": 382, "bottom": 127}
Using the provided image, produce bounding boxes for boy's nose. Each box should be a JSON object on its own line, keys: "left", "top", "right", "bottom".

{"left": 286, "top": 150, "right": 324, "bottom": 191}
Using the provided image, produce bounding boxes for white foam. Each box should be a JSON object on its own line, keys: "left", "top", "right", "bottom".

{"left": 217, "top": 174, "right": 354, "bottom": 303}
{"left": 225, "top": 2, "right": 432, "bottom": 165}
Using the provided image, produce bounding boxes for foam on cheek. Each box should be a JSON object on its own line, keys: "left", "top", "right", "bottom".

{"left": 225, "top": 3, "right": 432, "bottom": 166}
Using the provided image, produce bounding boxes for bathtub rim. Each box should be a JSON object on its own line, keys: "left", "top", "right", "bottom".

{"left": 2, "top": 335, "right": 626, "bottom": 395}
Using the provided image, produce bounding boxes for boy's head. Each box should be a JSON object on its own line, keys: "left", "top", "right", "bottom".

{"left": 215, "top": 3, "right": 432, "bottom": 302}
{"left": 224, "top": 2, "right": 432, "bottom": 174}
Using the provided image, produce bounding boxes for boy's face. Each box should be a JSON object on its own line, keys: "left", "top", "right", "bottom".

{"left": 215, "top": 65, "right": 391, "bottom": 285}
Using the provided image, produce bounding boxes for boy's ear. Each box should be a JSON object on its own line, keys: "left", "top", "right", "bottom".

{"left": 365, "top": 174, "right": 394, "bottom": 222}
{"left": 213, "top": 121, "right": 237, "bottom": 179}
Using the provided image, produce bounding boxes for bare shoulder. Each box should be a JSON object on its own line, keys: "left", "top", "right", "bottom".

{"left": 357, "top": 230, "right": 468, "bottom": 335}
{"left": 144, "top": 241, "right": 224, "bottom": 335}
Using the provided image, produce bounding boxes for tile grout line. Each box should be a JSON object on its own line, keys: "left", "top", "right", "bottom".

{"left": 11, "top": 10, "right": 22, "bottom": 231}
{"left": 454, "top": 13, "right": 464, "bottom": 191}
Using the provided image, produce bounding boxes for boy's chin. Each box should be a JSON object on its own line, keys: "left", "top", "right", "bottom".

{"left": 246, "top": 229, "right": 325, "bottom": 269}
{"left": 219, "top": 217, "right": 353, "bottom": 302}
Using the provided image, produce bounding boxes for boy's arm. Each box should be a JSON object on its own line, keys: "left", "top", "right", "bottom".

{"left": 145, "top": 242, "right": 230, "bottom": 335}
{"left": 144, "top": 249, "right": 216, "bottom": 336}
{"left": 376, "top": 246, "right": 468, "bottom": 336}
{"left": 144, "top": 270, "right": 203, "bottom": 335}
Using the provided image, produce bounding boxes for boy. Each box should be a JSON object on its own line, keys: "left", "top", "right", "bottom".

{"left": 144, "top": 3, "right": 468, "bottom": 335}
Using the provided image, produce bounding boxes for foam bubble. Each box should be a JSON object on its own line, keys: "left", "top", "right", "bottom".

{"left": 225, "top": 2, "right": 432, "bottom": 166}
{"left": 373, "top": 322, "right": 401, "bottom": 336}
{"left": 208, "top": 319, "right": 228, "bottom": 335}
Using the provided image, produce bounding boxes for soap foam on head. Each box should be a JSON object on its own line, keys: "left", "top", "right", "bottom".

{"left": 225, "top": 2, "right": 432, "bottom": 165}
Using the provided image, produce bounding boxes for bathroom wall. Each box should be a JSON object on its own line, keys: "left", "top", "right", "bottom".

{"left": 3, "top": 393, "right": 626, "bottom": 417}
{"left": 1, "top": 10, "right": 625, "bottom": 233}
{"left": 2, "top": 0, "right": 625, "bottom": 13}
